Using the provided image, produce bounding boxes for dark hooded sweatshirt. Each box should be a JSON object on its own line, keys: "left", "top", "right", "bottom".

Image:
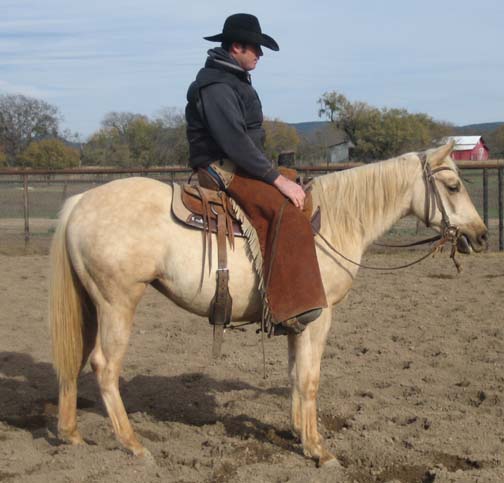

{"left": 185, "top": 48, "right": 279, "bottom": 184}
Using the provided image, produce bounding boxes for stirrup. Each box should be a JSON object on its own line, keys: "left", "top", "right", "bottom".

{"left": 272, "top": 319, "right": 305, "bottom": 336}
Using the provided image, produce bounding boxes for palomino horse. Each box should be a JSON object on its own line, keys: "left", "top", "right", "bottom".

{"left": 50, "top": 142, "right": 487, "bottom": 466}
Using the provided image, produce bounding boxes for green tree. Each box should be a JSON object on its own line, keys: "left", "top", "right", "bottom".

{"left": 155, "top": 107, "right": 186, "bottom": 128}
{"left": 101, "top": 111, "right": 147, "bottom": 139}
{"left": 316, "top": 90, "right": 454, "bottom": 161}
{"left": 318, "top": 91, "right": 380, "bottom": 149}
{"left": 82, "top": 128, "right": 131, "bottom": 167}
{"left": 18, "top": 139, "right": 80, "bottom": 168}
{"left": 0, "top": 94, "right": 60, "bottom": 166}
{"left": 155, "top": 123, "right": 189, "bottom": 166}
{"left": 485, "top": 126, "right": 504, "bottom": 158}
{"left": 125, "top": 118, "right": 158, "bottom": 167}
{"left": 317, "top": 91, "right": 350, "bottom": 123}
{"left": 263, "top": 118, "right": 300, "bottom": 161}
{"left": 153, "top": 107, "right": 189, "bottom": 166}
{"left": 83, "top": 108, "right": 189, "bottom": 167}
{"left": 0, "top": 145, "right": 7, "bottom": 167}
{"left": 89, "top": 111, "right": 153, "bottom": 166}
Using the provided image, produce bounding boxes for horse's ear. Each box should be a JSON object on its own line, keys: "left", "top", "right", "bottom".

{"left": 428, "top": 140, "right": 455, "bottom": 167}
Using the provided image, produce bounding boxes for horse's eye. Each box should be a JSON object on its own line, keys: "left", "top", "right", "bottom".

{"left": 447, "top": 183, "right": 460, "bottom": 193}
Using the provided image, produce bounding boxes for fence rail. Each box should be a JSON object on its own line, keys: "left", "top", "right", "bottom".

{"left": 1, "top": 160, "right": 503, "bottom": 250}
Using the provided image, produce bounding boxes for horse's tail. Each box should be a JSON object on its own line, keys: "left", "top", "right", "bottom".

{"left": 49, "top": 194, "right": 86, "bottom": 388}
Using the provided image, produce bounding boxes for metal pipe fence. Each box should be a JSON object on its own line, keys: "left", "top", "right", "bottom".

{"left": 0, "top": 160, "right": 503, "bottom": 250}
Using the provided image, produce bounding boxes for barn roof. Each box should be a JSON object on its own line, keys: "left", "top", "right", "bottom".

{"left": 442, "top": 136, "right": 486, "bottom": 151}
{"left": 307, "top": 125, "right": 349, "bottom": 147}
{"left": 325, "top": 129, "right": 348, "bottom": 147}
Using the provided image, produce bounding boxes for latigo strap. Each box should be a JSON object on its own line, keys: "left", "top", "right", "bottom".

{"left": 209, "top": 206, "right": 233, "bottom": 358}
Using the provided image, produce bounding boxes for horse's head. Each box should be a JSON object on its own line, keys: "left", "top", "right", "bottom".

{"left": 411, "top": 141, "right": 488, "bottom": 253}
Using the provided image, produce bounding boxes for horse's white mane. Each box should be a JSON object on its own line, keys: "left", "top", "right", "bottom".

{"left": 312, "top": 153, "right": 419, "bottom": 247}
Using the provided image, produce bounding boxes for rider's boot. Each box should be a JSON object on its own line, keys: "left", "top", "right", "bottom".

{"left": 273, "top": 308, "right": 322, "bottom": 336}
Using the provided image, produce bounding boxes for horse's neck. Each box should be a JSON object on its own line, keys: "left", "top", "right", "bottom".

{"left": 313, "top": 156, "right": 418, "bottom": 251}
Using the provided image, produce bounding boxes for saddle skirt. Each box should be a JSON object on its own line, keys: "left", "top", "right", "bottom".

{"left": 172, "top": 183, "right": 245, "bottom": 237}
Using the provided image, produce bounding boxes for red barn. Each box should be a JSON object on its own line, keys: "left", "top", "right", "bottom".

{"left": 443, "top": 136, "right": 489, "bottom": 161}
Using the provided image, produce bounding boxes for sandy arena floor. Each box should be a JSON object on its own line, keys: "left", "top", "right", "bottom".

{"left": 1, "top": 250, "right": 504, "bottom": 482}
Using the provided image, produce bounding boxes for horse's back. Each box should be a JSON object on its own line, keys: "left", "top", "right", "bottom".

{"left": 76, "top": 176, "right": 173, "bottom": 212}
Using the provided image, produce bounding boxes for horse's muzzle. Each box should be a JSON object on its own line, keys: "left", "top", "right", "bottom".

{"left": 458, "top": 228, "right": 488, "bottom": 254}
{"left": 476, "top": 231, "right": 489, "bottom": 252}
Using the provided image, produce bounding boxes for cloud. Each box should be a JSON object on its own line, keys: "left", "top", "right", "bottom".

{"left": 0, "top": 19, "right": 68, "bottom": 30}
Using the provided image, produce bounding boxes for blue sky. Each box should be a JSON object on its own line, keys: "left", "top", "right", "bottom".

{"left": 2, "top": 0, "right": 503, "bottom": 139}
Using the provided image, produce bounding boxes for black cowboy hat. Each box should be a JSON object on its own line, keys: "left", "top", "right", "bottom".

{"left": 204, "top": 13, "right": 279, "bottom": 52}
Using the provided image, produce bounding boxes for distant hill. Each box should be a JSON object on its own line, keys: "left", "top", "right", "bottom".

{"left": 455, "top": 122, "right": 504, "bottom": 134}
{"left": 61, "top": 139, "right": 82, "bottom": 149}
{"left": 291, "top": 121, "right": 504, "bottom": 137}
{"left": 289, "top": 121, "right": 328, "bottom": 136}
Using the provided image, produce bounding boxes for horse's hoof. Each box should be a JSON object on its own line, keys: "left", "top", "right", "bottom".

{"left": 60, "top": 430, "right": 85, "bottom": 445}
{"left": 317, "top": 449, "right": 341, "bottom": 468}
{"left": 318, "top": 455, "right": 341, "bottom": 468}
{"left": 133, "top": 447, "right": 156, "bottom": 465}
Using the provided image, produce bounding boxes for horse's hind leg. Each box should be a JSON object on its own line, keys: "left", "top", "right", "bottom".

{"left": 58, "top": 382, "right": 83, "bottom": 444}
{"left": 91, "top": 286, "right": 149, "bottom": 458}
{"left": 58, "top": 297, "right": 97, "bottom": 445}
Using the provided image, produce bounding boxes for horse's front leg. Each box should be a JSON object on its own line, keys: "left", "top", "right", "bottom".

{"left": 287, "top": 334, "right": 301, "bottom": 438}
{"left": 288, "top": 308, "right": 338, "bottom": 466}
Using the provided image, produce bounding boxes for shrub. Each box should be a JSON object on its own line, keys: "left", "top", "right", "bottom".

{"left": 18, "top": 139, "right": 80, "bottom": 169}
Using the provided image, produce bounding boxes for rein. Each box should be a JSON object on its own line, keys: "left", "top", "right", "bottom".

{"left": 373, "top": 234, "right": 441, "bottom": 248}
{"left": 316, "top": 153, "right": 463, "bottom": 273}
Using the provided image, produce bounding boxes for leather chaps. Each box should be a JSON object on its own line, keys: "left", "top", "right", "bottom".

{"left": 226, "top": 170, "right": 328, "bottom": 323}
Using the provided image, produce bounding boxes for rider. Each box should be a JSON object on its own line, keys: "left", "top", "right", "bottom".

{"left": 185, "top": 13, "right": 327, "bottom": 333}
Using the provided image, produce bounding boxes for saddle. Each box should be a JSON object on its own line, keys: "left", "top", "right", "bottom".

{"left": 170, "top": 169, "right": 322, "bottom": 358}
{"left": 171, "top": 180, "right": 321, "bottom": 240}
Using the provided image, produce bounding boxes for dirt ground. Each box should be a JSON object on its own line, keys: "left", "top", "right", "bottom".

{"left": 1, "top": 247, "right": 504, "bottom": 482}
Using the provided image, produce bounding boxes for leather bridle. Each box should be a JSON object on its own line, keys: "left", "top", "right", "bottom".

{"left": 419, "top": 152, "right": 461, "bottom": 247}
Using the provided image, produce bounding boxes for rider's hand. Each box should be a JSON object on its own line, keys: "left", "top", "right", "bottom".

{"left": 273, "top": 174, "right": 306, "bottom": 210}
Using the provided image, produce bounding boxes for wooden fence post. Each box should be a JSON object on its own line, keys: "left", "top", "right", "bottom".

{"left": 483, "top": 168, "right": 489, "bottom": 229}
{"left": 499, "top": 168, "right": 503, "bottom": 251}
{"left": 23, "top": 174, "right": 30, "bottom": 242}
{"left": 61, "top": 181, "right": 68, "bottom": 202}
